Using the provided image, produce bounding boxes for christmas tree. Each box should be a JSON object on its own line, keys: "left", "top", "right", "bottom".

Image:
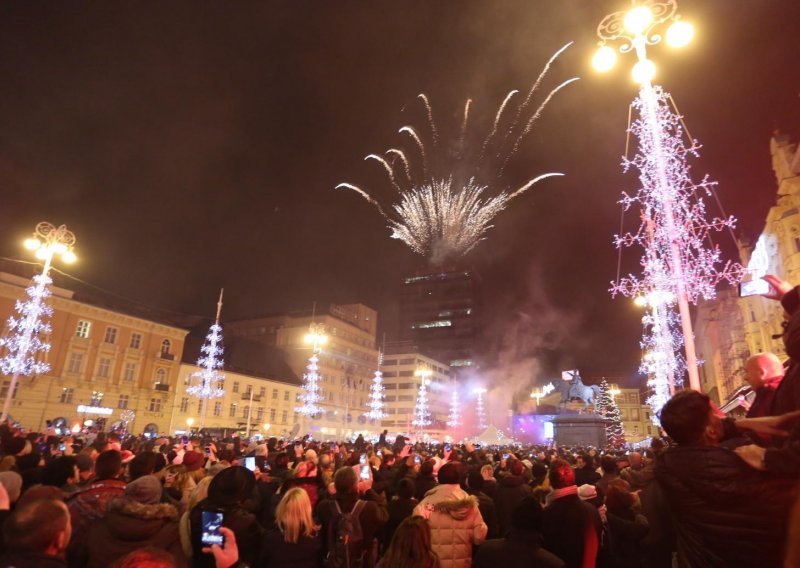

{"left": 0, "top": 273, "right": 54, "bottom": 378}
{"left": 597, "top": 379, "right": 626, "bottom": 447}
{"left": 366, "top": 354, "right": 386, "bottom": 421}
{"left": 187, "top": 291, "right": 226, "bottom": 426}
{"left": 411, "top": 375, "right": 431, "bottom": 431}
{"left": 446, "top": 385, "right": 460, "bottom": 428}
{"left": 295, "top": 353, "right": 323, "bottom": 416}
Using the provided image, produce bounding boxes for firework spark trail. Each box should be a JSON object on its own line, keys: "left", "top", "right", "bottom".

{"left": 386, "top": 148, "right": 412, "bottom": 183}
{"left": 479, "top": 89, "right": 519, "bottom": 160}
{"left": 399, "top": 126, "right": 428, "bottom": 176}
{"left": 417, "top": 93, "right": 438, "bottom": 146}
{"left": 365, "top": 154, "right": 402, "bottom": 192}
{"left": 501, "top": 77, "right": 580, "bottom": 174}
{"left": 335, "top": 183, "right": 389, "bottom": 218}
{"left": 508, "top": 172, "right": 565, "bottom": 199}
{"left": 458, "top": 99, "right": 472, "bottom": 156}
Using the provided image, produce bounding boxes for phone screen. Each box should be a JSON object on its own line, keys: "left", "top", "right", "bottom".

{"left": 444, "top": 444, "right": 451, "bottom": 452}
{"left": 739, "top": 279, "right": 771, "bottom": 297}
{"left": 359, "top": 453, "right": 367, "bottom": 465}
{"left": 59, "top": 443, "right": 66, "bottom": 452}
{"left": 376, "top": 449, "right": 382, "bottom": 456}
{"left": 360, "top": 465, "right": 370, "bottom": 480}
{"left": 503, "top": 453, "right": 510, "bottom": 460}
{"left": 201, "top": 510, "right": 225, "bottom": 546}
{"left": 414, "top": 455, "right": 421, "bottom": 464}
{"left": 244, "top": 456, "right": 256, "bottom": 472}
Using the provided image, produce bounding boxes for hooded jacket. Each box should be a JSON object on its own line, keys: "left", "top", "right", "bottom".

{"left": 493, "top": 474, "right": 531, "bottom": 537}
{"left": 413, "top": 484, "right": 487, "bottom": 568}
{"left": 85, "top": 497, "right": 187, "bottom": 568}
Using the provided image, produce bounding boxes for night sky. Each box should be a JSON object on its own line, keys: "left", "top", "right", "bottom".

{"left": 1, "top": 1, "right": 799, "bottom": 388}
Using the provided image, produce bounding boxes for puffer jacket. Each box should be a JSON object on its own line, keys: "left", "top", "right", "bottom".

{"left": 655, "top": 444, "right": 795, "bottom": 567}
{"left": 413, "top": 484, "right": 487, "bottom": 568}
{"left": 85, "top": 497, "right": 187, "bottom": 568}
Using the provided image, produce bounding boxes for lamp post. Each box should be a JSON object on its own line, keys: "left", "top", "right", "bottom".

{"left": 412, "top": 366, "right": 432, "bottom": 440}
{"left": 0, "top": 222, "right": 76, "bottom": 423}
{"left": 594, "top": 1, "right": 718, "bottom": 392}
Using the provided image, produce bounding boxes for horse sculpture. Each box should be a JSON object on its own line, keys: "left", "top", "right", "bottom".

{"left": 556, "top": 372, "right": 602, "bottom": 412}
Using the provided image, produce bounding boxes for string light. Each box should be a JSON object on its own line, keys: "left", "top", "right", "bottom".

{"left": 446, "top": 385, "right": 460, "bottom": 428}
{"left": 0, "top": 274, "right": 53, "bottom": 377}
{"left": 366, "top": 353, "right": 387, "bottom": 420}
{"left": 187, "top": 291, "right": 226, "bottom": 402}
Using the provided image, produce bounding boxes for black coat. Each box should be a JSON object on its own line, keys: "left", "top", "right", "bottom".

{"left": 414, "top": 473, "right": 437, "bottom": 501}
{"left": 474, "top": 529, "right": 564, "bottom": 568}
{"left": 654, "top": 444, "right": 795, "bottom": 567}
{"left": 493, "top": 475, "right": 531, "bottom": 537}
{"left": 380, "top": 496, "right": 418, "bottom": 550}
{"left": 260, "top": 528, "right": 323, "bottom": 568}
{"left": 542, "top": 493, "right": 602, "bottom": 568}
{"left": 573, "top": 465, "right": 600, "bottom": 488}
{"left": 0, "top": 552, "right": 67, "bottom": 568}
{"left": 606, "top": 511, "right": 648, "bottom": 568}
{"left": 189, "top": 499, "right": 263, "bottom": 568}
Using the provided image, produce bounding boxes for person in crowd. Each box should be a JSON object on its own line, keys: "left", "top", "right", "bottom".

{"left": 573, "top": 453, "right": 600, "bottom": 487}
{"left": 0, "top": 471, "right": 23, "bottom": 509}
{"left": 180, "top": 476, "right": 215, "bottom": 560}
{"left": 413, "top": 462, "right": 487, "bottom": 568}
{"left": 619, "top": 452, "right": 654, "bottom": 491}
{"left": 315, "top": 466, "right": 388, "bottom": 567}
{"left": 494, "top": 459, "right": 531, "bottom": 537}
{"left": 595, "top": 455, "right": 619, "bottom": 497}
{"left": 74, "top": 454, "right": 94, "bottom": 487}
{"left": 479, "top": 465, "right": 497, "bottom": 501}
{"left": 281, "top": 458, "right": 324, "bottom": 510}
{"left": 41, "top": 456, "right": 81, "bottom": 499}
{"left": 541, "top": 459, "right": 602, "bottom": 568}
{"left": 0, "top": 498, "right": 71, "bottom": 568}
{"left": 128, "top": 451, "right": 157, "bottom": 482}
{"left": 260, "top": 487, "right": 322, "bottom": 567}
{"left": 379, "top": 516, "right": 439, "bottom": 568}
{"left": 189, "top": 466, "right": 262, "bottom": 568}
{"left": 464, "top": 470, "right": 499, "bottom": 540}
{"left": 744, "top": 352, "right": 785, "bottom": 418}
{"left": 414, "top": 460, "right": 437, "bottom": 501}
{"left": 474, "top": 496, "right": 564, "bottom": 568}
{"left": 381, "top": 478, "right": 418, "bottom": 552}
{"left": 67, "top": 449, "right": 127, "bottom": 564}
{"left": 656, "top": 389, "right": 796, "bottom": 566}
{"left": 85, "top": 474, "right": 186, "bottom": 568}
{"left": 115, "top": 547, "right": 179, "bottom": 568}
{"left": 604, "top": 483, "right": 648, "bottom": 568}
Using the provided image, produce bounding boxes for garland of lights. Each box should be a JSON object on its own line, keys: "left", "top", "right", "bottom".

{"left": 187, "top": 321, "right": 225, "bottom": 400}
{"left": 446, "top": 386, "right": 460, "bottom": 428}
{"left": 295, "top": 353, "right": 324, "bottom": 416}
{"left": 475, "top": 389, "right": 487, "bottom": 431}
{"left": 411, "top": 378, "right": 431, "bottom": 429}
{"left": 597, "top": 379, "right": 626, "bottom": 447}
{"left": 0, "top": 274, "right": 53, "bottom": 377}
{"left": 366, "top": 363, "right": 387, "bottom": 420}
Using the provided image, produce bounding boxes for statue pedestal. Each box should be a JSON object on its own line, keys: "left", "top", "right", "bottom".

{"left": 552, "top": 414, "right": 607, "bottom": 447}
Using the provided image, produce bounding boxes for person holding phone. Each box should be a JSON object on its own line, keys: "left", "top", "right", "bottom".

{"left": 261, "top": 488, "right": 322, "bottom": 567}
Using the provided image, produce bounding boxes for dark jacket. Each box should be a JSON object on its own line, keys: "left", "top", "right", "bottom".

{"left": 654, "top": 444, "right": 795, "bottom": 567}
{"left": 466, "top": 489, "right": 499, "bottom": 540}
{"left": 605, "top": 511, "right": 648, "bottom": 568}
{"left": 189, "top": 499, "right": 263, "bottom": 568}
{"left": 66, "top": 478, "right": 127, "bottom": 565}
{"left": 573, "top": 465, "right": 600, "bottom": 488}
{"left": 315, "top": 490, "right": 389, "bottom": 563}
{"left": 86, "top": 497, "right": 187, "bottom": 568}
{"left": 380, "top": 496, "right": 418, "bottom": 550}
{"left": 0, "top": 552, "right": 67, "bottom": 568}
{"left": 474, "top": 529, "right": 565, "bottom": 568}
{"left": 414, "top": 473, "right": 437, "bottom": 501}
{"left": 493, "top": 475, "right": 531, "bottom": 537}
{"left": 260, "top": 527, "right": 323, "bottom": 568}
{"left": 542, "top": 492, "right": 602, "bottom": 568}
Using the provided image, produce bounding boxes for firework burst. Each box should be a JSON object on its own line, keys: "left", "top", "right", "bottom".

{"left": 337, "top": 43, "right": 577, "bottom": 263}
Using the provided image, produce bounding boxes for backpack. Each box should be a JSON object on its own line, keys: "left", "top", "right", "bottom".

{"left": 326, "top": 499, "right": 370, "bottom": 568}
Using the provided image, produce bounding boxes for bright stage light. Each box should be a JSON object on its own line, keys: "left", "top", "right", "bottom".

{"left": 666, "top": 20, "right": 694, "bottom": 48}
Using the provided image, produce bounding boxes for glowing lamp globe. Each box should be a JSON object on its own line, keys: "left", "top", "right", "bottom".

{"left": 633, "top": 295, "right": 647, "bottom": 307}
{"left": 53, "top": 242, "right": 68, "bottom": 254}
{"left": 666, "top": 20, "right": 694, "bottom": 48}
{"left": 34, "top": 248, "right": 49, "bottom": 260}
{"left": 624, "top": 6, "right": 653, "bottom": 34}
{"left": 592, "top": 46, "right": 617, "bottom": 72}
{"left": 61, "top": 250, "right": 77, "bottom": 264}
{"left": 23, "top": 238, "right": 41, "bottom": 251}
{"left": 632, "top": 59, "right": 656, "bottom": 84}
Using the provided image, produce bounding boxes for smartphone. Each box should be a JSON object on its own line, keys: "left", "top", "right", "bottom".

{"left": 205, "top": 446, "right": 211, "bottom": 454}
{"left": 444, "top": 443, "right": 451, "bottom": 452}
{"left": 414, "top": 455, "right": 421, "bottom": 464}
{"left": 376, "top": 449, "right": 382, "bottom": 457}
{"left": 59, "top": 443, "right": 66, "bottom": 452}
{"left": 359, "top": 453, "right": 367, "bottom": 465}
{"left": 360, "top": 465, "right": 370, "bottom": 480}
{"left": 474, "top": 444, "right": 481, "bottom": 450}
{"left": 503, "top": 453, "right": 510, "bottom": 460}
{"left": 182, "top": 436, "right": 188, "bottom": 444}
{"left": 201, "top": 509, "right": 225, "bottom": 547}
{"left": 244, "top": 456, "right": 256, "bottom": 472}
{"left": 739, "top": 279, "right": 771, "bottom": 297}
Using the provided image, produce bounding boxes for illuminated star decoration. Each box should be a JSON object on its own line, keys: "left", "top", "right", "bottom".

{"left": 187, "top": 291, "right": 226, "bottom": 400}
{"left": 0, "top": 274, "right": 53, "bottom": 377}
{"left": 337, "top": 43, "right": 577, "bottom": 264}
{"left": 366, "top": 353, "right": 387, "bottom": 420}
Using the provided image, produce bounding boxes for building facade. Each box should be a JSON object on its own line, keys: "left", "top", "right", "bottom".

{"left": 0, "top": 271, "right": 187, "bottom": 435}
{"left": 612, "top": 386, "right": 656, "bottom": 443}
{"left": 227, "top": 303, "right": 379, "bottom": 439}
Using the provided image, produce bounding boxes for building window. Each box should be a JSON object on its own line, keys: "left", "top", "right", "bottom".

{"left": 104, "top": 327, "right": 118, "bottom": 344}
{"left": 272, "top": 389, "right": 278, "bottom": 399}
{"left": 90, "top": 391, "right": 104, "bottom": 406}
{"left": 259, "top": 387, "right": 266, "bottom": 397}
{"left": 160, "top": 339, "right": 171, "bottom": 355}
{"left": 243, "top": 406, "right": 250, "bottom": 419}
{"left": 269, "top": 409, "right": 276, "bottom": 422}
{"left": 76, "top": 320, "right": 92, "bottom": 338}
{"left": 283, "top": 391, "right": 289, "bottom": 401}
{"left": 281, "top": 410, "right": 288, "bottom": 424}
{"left": 214, "top": 402, "right": 222, "bottom": 416}
{"left": 118, "top": 394, "right": 129, "bottom": 409}
{"left": 97, "top": 358, "right": 111, "bottom": 378}
{"left": 244, "top": 385, "right": 252, "bottom": 397}
{"left": 155, "top": 368, "right": 167, "bottom": 384}
{"left": 59, "top": 387, "right": 73, "bottom": 404}
{"left": 197, "top": 401, "right": 203, "bottom": 414}
{"left": 257, "top": 407, "right": 264, "bottom": 420}
{"left": 180, "top": 398, "right": 189, "bottom": 412}
{"left": 123, "top": 362, "right": 137, "bottom": 382}
{"left": 130, "top": 333, "right": 142, "bottom": 349}
{"left": 229, "top": 403, "right": 237, "bottom": 417}
{"left": 67, "top": 352, "right": 84, "bottom": 374}
{"left": 149, "top": 398, "right": 162, "bottom": 412}
{"left": 233, "top": 382, "right": 239, "bottom": 394}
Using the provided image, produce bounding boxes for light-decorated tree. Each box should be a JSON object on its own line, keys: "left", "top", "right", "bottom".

{"left": 187, "top": 290, "right": 226, "bottom": 426}
{"left": 366, "top": 354, "right": 387, "bottom": 421}
{"left": 411, "top": 376, "right": 431, "bottom": 435}
{"left": 0, "top": 273, "right": 53, "bottom": 379}
{"left": 597, "top": 379, "right": 626, "bottom": 447}
{"left": 446, "top": 385, "right": 460, "bottom": 428}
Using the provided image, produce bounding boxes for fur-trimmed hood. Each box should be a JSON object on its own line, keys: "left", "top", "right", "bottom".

{"left": 415, "top": 484, "right": 479, "bottom": 521}
{"left": 101, "top": 497, "right": 179, "bottom": 541}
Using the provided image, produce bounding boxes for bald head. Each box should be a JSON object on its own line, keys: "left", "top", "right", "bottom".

{"left": 744, "top": 353, "right": 784, "bottom": 390}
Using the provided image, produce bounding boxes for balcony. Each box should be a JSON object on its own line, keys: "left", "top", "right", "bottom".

{"left": 241, "top": 393, "right": 262, "bottom": 402}
{"left": 154, "top": 383, "right": 170, "bottom": 392}
{"left": 159, "top": 352, "right": 175, "bottom": 361}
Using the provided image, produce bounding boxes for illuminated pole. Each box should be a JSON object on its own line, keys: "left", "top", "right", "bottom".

{"left": 594, "top": 2, "right": 741, "bottom": 392}
{"left": 0, "top": 222, "right": 76, "bottom": 423}
{"left": 366, "top": 352, "right": 387, "bottom": 421}
{"left": 412, "top": 367, "right": 432, "bottom": 439}
{"left": 446, "top": 382, "right": 460, "bottom": 429}
{"left": 474, "top": 387, "right": 487, "bottom": 431}
{"left": 294, "top": 323, "right": 327, "bottom": 418}
{"left": 186, "top": 290, "right": 226, "bottom": 429}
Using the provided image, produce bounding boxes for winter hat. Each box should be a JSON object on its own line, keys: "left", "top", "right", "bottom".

{"left": 126, "top": 475, "right": 163, "bottom": 505}
{"left": 182, "top": 451, "right": 204, "bottom": 473}
{"left": 3, "top": 437, "right": 26, "bottom": 456}
{"left": 75, "top": 454, "right": 94, "bottom": 473}
{"left": 578, "top": 484, "right": 598, "bottom": 501}
{"left": 0, "top": 471, "right": 23, "bottom": 503}
{"left": 208, "top": 466, "right": 255, "bottom": 506}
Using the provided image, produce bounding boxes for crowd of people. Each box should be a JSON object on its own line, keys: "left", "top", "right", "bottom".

{"left": 0, "top": 274, "right": 798, "bottom": 568}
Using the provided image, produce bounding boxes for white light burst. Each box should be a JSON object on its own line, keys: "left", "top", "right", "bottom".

{"left": 337, "top": 43, "right": 576, "bottom": 264}
{"left": 0, "top": 274, "right": 53, "bottom": 377}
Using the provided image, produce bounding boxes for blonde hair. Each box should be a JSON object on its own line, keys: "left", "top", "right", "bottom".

{"left": 275, "top": 487, "right": 317, "bottom": 544}
{"left": 187, "top": 476, "right": 213, "bottom": 512}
